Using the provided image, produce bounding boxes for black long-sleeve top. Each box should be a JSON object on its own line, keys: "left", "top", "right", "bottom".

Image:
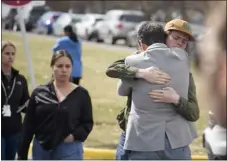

{"left": 17, "top": 82, "right": 93, "bottom": 160}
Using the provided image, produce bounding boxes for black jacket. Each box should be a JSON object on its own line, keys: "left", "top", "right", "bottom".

{"left": 17, "top": 82, "right": 93, "bottom": 160}
{"left": 1, "top": 68, "right": 29, "bottom": 137}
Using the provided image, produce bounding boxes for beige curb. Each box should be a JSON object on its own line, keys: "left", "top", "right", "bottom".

{"left": 83, "top": 148, "right": 208, "bottom": 160}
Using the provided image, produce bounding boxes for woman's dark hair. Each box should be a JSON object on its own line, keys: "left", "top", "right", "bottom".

{"left": 2, "top": 41, "right": 16, "bottom": 52}
{"left": 64, "top": 25, "right": 78, "bottom": 43}
{"left": 50, "top": 50, "right": 73, "bottom": 67}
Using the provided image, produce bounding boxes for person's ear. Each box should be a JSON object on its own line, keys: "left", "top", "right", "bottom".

{"left": 141, "top": 43, "right": 148, "bottom": 51}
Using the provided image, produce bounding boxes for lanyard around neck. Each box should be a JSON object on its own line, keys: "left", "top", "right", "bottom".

{"left": 2, "top": 78, "right": 16, "bottom": 104}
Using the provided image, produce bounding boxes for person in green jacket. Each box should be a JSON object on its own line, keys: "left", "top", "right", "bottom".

{"left": 106, "top": 19, "right": 200, "bottom": 160}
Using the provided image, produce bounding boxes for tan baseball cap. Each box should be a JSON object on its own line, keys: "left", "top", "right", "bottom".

{"left": 165, "top": 19, "right": 195, "bottom": 41}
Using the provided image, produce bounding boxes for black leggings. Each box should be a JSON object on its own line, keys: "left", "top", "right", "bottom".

{"left": 71, "top": 77, "right": 81, "bottom": 85}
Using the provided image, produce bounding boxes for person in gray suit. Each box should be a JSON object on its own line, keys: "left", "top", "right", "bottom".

{"left": 117, "top": 22, "right": 198, "bottom": 160}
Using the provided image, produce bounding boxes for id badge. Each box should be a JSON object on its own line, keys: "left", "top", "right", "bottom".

{"left": 2, "top": 105, "right": 11, "bottom": 117}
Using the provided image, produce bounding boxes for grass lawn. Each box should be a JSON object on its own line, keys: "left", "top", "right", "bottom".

{"left": 3, "top": 31, "right": 208, "bottom": 155}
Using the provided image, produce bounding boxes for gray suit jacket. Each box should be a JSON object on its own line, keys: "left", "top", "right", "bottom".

{"left": 117, "top": 43, "right": 198, "bottom": 151}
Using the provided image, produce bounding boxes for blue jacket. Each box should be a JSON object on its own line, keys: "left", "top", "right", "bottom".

{"left": 52, "top": 36, "right": 82, "bottom": 77}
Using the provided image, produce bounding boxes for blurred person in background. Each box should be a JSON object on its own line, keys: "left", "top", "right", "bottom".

{"left": 106, "top": 19, "right": 199, "bottom": 160}
{"left": 53, "top": 25, "right": 82, "bottom": 85}
{"left": 17, "top": 50, "right": 93, "bottom": 160}
{"left": 195, "top": 1, "right": 226, "bottom": 160}
{"left": 1, "top": 41, "right": 30, "bottom": 160}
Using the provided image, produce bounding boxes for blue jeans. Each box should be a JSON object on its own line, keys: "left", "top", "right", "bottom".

{"left": 32, "top": 138, "right": 83, "bottom": 160}
{"left": 116, "top": 132, "right": 129, "bottom": 160}
{"left": 1, "top": 133, "right": 21, "bottom": 160}
{"left": 128, "top": 134, "right": 191, "bottom": 160}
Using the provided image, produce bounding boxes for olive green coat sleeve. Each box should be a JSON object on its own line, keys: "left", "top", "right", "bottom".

{"left": 174, "top": 73, "right": 200, "bottom": 122}
{"left": 106, "top": 58, "right": 138, "bottom": 80}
